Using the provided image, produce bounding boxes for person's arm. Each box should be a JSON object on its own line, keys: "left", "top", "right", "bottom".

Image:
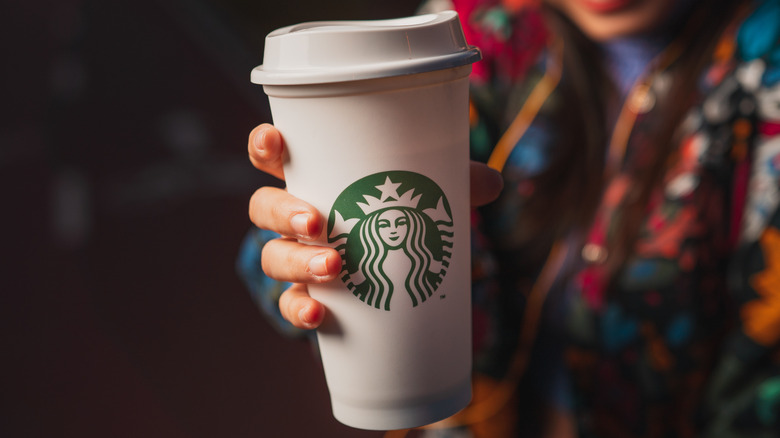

{"left": 236, "top": 226, "right": 305, "bottom": 338}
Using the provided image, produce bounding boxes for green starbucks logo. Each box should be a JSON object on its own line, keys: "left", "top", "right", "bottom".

{"left": 328, "top": 171, "right": 453, "bottom": 311}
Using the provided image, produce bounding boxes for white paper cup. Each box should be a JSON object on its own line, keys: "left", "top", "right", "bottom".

{"left": 252, "top": 11, "right": 481, "bottom": 430}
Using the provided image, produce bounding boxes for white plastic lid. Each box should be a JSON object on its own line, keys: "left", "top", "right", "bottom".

{"left": 251, "top": 11, "right": 481, "bottom": 85}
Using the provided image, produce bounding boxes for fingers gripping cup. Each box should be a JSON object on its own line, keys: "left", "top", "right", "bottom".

{"left": 252, "top": 11, "right": 481, "bottom": 431}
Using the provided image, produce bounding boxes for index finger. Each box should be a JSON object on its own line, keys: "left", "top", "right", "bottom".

{"left": 248, "top": 124, "right": 285, "bottom": 180}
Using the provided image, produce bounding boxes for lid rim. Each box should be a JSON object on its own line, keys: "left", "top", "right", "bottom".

{"left": 252, "top": 47, "right": 481, "bottom": 86}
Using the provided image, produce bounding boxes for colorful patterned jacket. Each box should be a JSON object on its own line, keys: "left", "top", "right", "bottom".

{"left": 455, "top": 0, "right": 780, "bottom": 436}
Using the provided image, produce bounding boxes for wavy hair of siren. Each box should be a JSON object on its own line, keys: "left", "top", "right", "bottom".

{"left": 355, "top": 207, "right": 439, "bottom": 311}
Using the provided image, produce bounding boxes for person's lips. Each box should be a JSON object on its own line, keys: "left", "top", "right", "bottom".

{"left": 578, "top": 0, "right": 636, "bottom": 13}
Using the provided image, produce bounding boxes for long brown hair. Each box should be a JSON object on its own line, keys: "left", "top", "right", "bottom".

{"left": 519, "top": 0, "right": 744, "bottom": 278}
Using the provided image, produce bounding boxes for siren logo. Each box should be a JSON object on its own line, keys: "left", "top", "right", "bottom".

{"left": 328, "top": 171, "right": 453, "bottom": 311}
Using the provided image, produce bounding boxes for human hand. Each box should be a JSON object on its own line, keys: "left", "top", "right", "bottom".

{"left": 247, "top": 123, "right": 503, "bottom": 330}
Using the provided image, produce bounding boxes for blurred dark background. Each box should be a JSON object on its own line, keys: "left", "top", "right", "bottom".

{"left": 3, "top": 1, "right": 422, "bottom": 436}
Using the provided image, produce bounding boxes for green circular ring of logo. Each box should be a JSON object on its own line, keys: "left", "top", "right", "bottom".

{"left": 327, "top": 171, "right": 453, "bottom": 311}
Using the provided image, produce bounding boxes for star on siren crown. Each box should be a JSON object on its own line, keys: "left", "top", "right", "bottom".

{"left": 357, "top": 176, "right": 421, "bottom": 215}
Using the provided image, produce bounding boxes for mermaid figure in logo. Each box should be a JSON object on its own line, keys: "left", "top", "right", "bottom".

{"left": 330, "top": 176, "right": 452, "bottom": 311}
{"left": 352, "top": 206, "right": 443, "bottom": 310}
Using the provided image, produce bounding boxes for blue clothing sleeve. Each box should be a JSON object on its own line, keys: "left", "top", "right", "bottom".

{"left": 236, "top": 227, "right": 308, "bottom": 338}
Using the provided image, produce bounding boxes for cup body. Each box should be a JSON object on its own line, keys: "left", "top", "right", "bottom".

{"left": 253, "top": 11, "right": 480, "bottom": 430}
{"left": 263, "top": 65, "right": 473, "bottom": 430}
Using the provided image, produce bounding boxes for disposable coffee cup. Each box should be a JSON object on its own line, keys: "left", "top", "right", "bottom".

{"left": 252, "top": 11, "right": 481, "bottom": 430}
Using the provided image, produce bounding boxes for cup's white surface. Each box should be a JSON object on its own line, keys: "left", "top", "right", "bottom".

{"left": 252, "top": 12, "right": 480, "bottom": 430}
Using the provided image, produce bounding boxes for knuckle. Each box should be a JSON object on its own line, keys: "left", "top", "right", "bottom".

{"left": 248, "top": 189, "right": 260, "bottom": 221}
{"left": 262, "top": 238, "right": 309, "bottom": 282}
{"left": 249, "top": 187, "right": 280, "bottom": 226}
{"left": 259, "top": 241, "right": 276, "bottom": 276}
{"left": 278, "top": 289, "right": 293, "bottom": 321}
{"left": 248, "top": 188, "right": 267, "bottom": 224}
{"left": 285, "top": 247, "right": 308, "bottom": 277}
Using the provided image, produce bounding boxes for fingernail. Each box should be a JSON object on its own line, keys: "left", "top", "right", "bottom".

{"left": 298, "top": 304, "right": 317, "bottom": 328}
{"left": 308, "top": 253, "right": 329, "bottom": 277}
{"left": 253, "top": 129, "right": 265, "bottom": 151}
{"left": 291, "top": 213, "right": 310, "bottom": 237}
{"left": 300, "top": 304, "right": 323, "bottom": 328}
{"left": 298, "top": 306, "right": 311, "bottom": 325}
